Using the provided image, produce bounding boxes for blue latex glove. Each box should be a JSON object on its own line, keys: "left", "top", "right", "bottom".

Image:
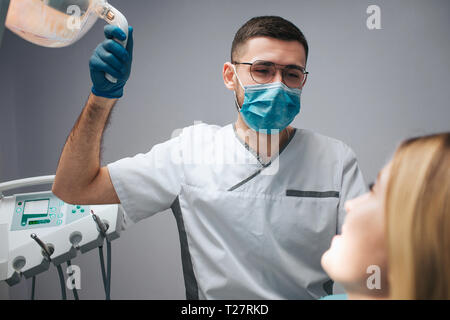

{"left": 89, "top": 25, "right": 134, "bottom": 99}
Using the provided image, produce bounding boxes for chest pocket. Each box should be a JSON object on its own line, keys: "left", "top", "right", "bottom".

{"left": 278, "top": 190, "right": 339, "bottom": 255}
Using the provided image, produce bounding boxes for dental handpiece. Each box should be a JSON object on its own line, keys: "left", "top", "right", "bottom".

{"left": 30, "top": 233, "right": 53, "bottom": 261}
{"left": 95, "top": 2, "right": 129, "bottom": 83}
{"left": 91, "top": 210, "right": 108, "bottom": 237}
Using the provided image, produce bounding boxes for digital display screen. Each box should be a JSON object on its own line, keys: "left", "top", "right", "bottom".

{"left": 23, "top": 200, "right": 49, "bottom": 215}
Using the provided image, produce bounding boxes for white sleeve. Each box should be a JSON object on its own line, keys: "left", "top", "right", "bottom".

{"left": 337, "top": 145, "right": 367, "bottom": 234}
{"left": 107, "top": 135, "right": 183, "bottom": 224}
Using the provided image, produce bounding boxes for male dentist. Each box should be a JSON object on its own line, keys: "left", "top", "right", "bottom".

{"left": 53, "top": 16, "right": 366, "bottom": 299}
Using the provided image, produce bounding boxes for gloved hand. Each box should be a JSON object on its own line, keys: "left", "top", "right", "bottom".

{"left": 89, "top": 25, "right": 134, "bottom": 99}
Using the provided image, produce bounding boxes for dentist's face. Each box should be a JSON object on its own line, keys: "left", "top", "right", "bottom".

{"left": 321, "top": 164, "right": 391, "bottom": 297}
{"left": 224, "top": 36, "right": 307, "bottom": 108}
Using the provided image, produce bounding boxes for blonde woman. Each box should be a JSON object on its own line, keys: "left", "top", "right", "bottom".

{"left": 386, "top": 132, "right": 450, "bottom": 299}
{"left": 320, "top": 163, "right": 391, "bottom": 300}
{"left": 321, "top": 132, "right": 450, "bottom": 300}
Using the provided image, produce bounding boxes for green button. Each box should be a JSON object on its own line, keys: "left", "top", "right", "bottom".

{"left": 18, "top": 202, "right": 22, "bottom": 206}
{"left": 76, "top": 205, "right": 81, "bottom": 209}
{"left": 81, "top": 209, "right": 85, "bottom": 213}
{"left": 29, "top": 219, "right": 51, "bottom": 225}
{"left": 72, "top": 209, "right": 76, "bottom": 214}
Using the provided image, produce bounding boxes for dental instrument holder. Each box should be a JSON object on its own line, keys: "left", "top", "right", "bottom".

{"left": 95, "top": 3, "right": 129, "bottom": 84}
{"left": 0, "top": 175, "right": 125, "bottom": 288}
{"left": 91, "top": 211, "right": 108, "bottom": 238}
{"left": 30, "top": 233, "right": 54, "bottom": 262}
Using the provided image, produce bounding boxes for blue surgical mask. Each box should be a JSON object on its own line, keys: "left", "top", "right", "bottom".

{"left": 233, "top": 65, "right": 301, "bottom": 133}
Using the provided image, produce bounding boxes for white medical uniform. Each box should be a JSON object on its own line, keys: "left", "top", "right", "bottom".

{"left": 107, "top": 123, "right": 366, "bottom": 299}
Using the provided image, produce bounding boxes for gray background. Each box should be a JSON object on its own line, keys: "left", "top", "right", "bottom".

{"left": 1, "top": 0, "right": 449, "bottom": 299}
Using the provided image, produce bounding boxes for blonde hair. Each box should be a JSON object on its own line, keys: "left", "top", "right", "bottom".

{"left": 386, "top": 132, "right": 450, "bottom": 299}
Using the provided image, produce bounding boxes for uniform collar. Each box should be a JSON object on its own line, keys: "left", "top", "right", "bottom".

{"left": 231, "top": 123, "right": 297, "bottom": 167}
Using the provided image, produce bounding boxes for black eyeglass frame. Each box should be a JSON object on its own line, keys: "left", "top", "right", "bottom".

{"left": 232, "top": 60, "right": 309, "bottom": 88}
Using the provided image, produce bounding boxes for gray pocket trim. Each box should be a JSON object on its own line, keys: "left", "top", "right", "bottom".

{"left": 286, "top": 190, "right": 340, "bottom": 198}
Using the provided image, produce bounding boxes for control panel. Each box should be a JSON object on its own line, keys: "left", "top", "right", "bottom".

{"left": 11, "top": 192, "right": 90, "bottom": 231}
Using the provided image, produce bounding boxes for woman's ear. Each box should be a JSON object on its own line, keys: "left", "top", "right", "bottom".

{"left": 223, "top": 62, "right": 236, "bottom": 91}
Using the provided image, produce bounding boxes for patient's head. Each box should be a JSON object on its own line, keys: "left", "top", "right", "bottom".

{"left": 321, "top": 132, "right": 450, "bottom": 300}
{"left": 386, "top": 132, "right": 450, "bottom": 299}
{"left": 321, "top": 163, "right": 391, "bottom": 299}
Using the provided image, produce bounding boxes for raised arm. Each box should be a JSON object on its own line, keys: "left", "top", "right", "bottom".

{"left": 52, "top": 25, "right": 134, "bottom": 205}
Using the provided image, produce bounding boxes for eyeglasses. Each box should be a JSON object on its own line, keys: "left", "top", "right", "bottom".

{"left": 233, "top": 60, "right": 309, "bottom": 88}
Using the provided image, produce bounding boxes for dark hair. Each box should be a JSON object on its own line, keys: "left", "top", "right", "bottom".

{"left": 231, "top": 16, "right": 309, "bottom": 63}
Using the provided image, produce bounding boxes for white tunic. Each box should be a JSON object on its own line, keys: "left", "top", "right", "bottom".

{"left": 107, "top": 122, "right": 366, "bottom": 299}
